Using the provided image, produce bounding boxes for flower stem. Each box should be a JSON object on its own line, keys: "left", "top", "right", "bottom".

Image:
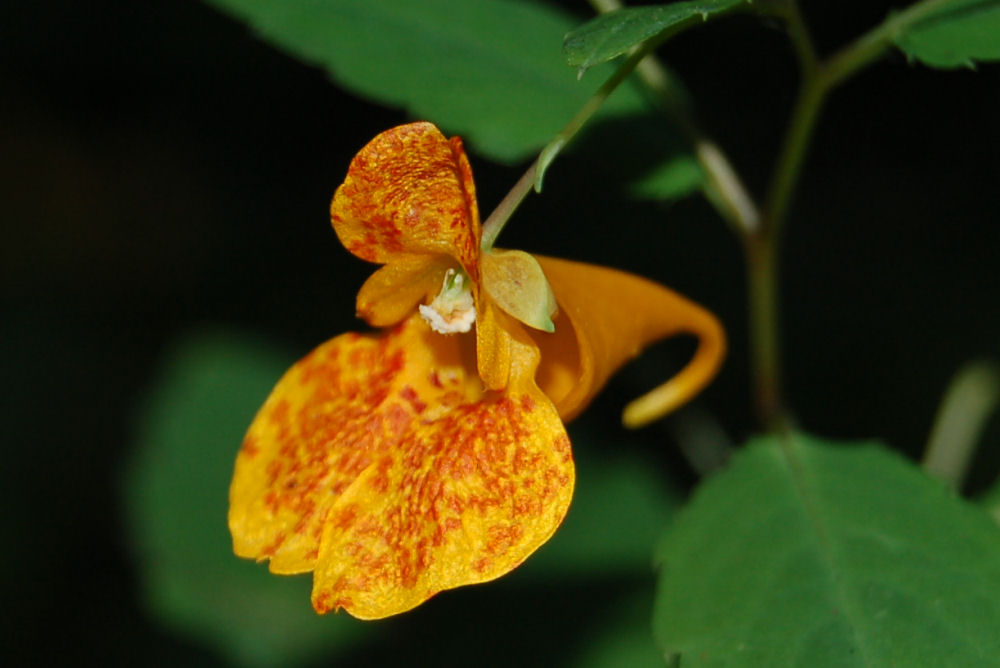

{"left": 761, "top": 71, "right": 825, "bottom": 243}
{"left": 487, "top": 0, "right": 950, "bottom": 431}
{"left": 481, "top": 36, "right": 653, "bottom": 250}
{"left": 480, "top": 161, "right": 538, "bottom": 251}
{"left": 589, "top": 0, "right": 761, "bottom": 236}
{"left": 749, "top": 0, "right": 945, "bottom": 427}
{"left": 745, "top": 233, "right": 785, "bottom": 431}
{"left": 744, "top": 1, "right": 821, "bottom": 428}
{"left": 764, "top": 0, "right": 953, "bottom": 239}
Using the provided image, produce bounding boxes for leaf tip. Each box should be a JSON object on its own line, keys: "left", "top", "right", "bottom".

{"left": 535, "top": 136, "right": 566, "bottom": 193}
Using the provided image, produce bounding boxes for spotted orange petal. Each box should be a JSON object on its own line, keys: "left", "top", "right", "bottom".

{"left": 229, "top": 314, "right": 573, "bottom": 619}
{"left": 355, "top": 254, "right": 453, "bottom": 328}
{"left": 532, "top": 255, "right": 726, "bottom": 425}
{"left": 475, "top": 296, "right": 513, "bottom": 392}
{"left": 330, "top": 122, "right": 481, "bottom": 280}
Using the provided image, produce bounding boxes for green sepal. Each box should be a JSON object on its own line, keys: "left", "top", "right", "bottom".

{"left": 481, "top": 249, "right": 557, "bottom": 333}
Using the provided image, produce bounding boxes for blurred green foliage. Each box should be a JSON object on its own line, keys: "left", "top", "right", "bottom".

{"left": 124, "top": 331, "right": 370, "bottom": 667}
{"left": 201, "top": 0, "right": 704, "bottom": 200}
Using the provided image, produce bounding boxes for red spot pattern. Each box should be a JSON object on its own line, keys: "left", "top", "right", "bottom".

{"left": 311, "top": 376, "right": 572, "bottom": 615}
{"left": 330, "top": 123, "right": 481, "bottom": 276}
{"left": 313, "top": 591, "right": 333, "bottom": 614}
{"left": 230, "top": 316, "right": 574, "bottom": 618}
{"left": 240, "top": 435, "right": 259, "bottom": 459}
{"left": 399, "top": 385, "right": 427, "bottom": 414}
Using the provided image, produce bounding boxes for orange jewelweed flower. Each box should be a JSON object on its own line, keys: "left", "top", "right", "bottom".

{"left": 229, "top": 122, "right": 725, "bottom": 619}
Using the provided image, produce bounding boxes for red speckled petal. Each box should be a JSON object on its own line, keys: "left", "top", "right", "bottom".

{"left": 355, "top": 254, "right": 453, "bottom": 328}
{"left": 229, "top": 314, "right": 573, "bottom": 619}
{"left": 330, "top": 122, "right": 481, "bottom": 280}
{"left": 475, "top": 297, "right": 513, "bottom": 392}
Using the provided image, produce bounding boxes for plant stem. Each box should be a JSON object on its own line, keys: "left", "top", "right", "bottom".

{"left": 480, "top": 37, "right": 652, "bottom": 250}
{"left": 762, "top": 73, "right": 826, "bottom": 242}
{"left": 824, "top": 0, "right": 956, "bottom": 86}
{"left": 923, "top": 361, "right": 1000, "bottom": 490}
{"left": 489, "top": 0, "right": 951, "bottom": 431}
{"left": 585, "top": 0, "right": 777, "bottom": 428}
{"left": 751, "top": 0, "right": 947, "bottom": 427}
{"left": 745, "top": 232, "right": 785, "bottom": 431}
{"left": 741, "top": 1, "right": 820, "bottom": 428}
{"left": 745, "top": 0, "right": 819, "bottom": 428}
{"left": 764, "top": 0, "right": 954, "bottom": 239}
{"left": 764, "top": 0, "right": 818, "bottom": 77}
{"left": 480, "top": 161, "right": 538, "bottom": 251}
{"left": 588, "top": 0, "right": 761, "bottom": 236}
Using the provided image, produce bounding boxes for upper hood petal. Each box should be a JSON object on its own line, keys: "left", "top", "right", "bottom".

{"left": 330, "top": 122, "right": 481, "bottom": 280}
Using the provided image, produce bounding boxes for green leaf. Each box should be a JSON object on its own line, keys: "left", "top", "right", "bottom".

{"left": 563, "top": 1, "right": 751, "bottom": 76}
{"left": 204, "top": 0, "right": 706, "bottom": 200}
{"left": 123, "top": 330, "right": 369, "bottom": 668}
{"left": 566, "top": 112, "right": 703, "bottom": 201}
{"left": 205, "top": 0, "right": 641, "bottom": 164}
{"left": 893, "top": 0, "right": 1000, "bottom": 68}
{"left": 654, "top": 433, "right": 1000, "bottom": 666}
{"left": 979, "top": 481, "right": 1000, "bottom": 525}
{"left": 628, "top": 153, "right": 704, "bottom": 201}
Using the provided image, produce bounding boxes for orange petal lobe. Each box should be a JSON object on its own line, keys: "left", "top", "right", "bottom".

{"left": 475, "top": 298, "right": 513, "bottom": 391}
{"left": 356, "top": 254, "right": 453, "bottom": 327}
{"left": 533, "top": 255, "right": 726, "bottom": 423}
{"left": 230, "top": 314, "right": 573, "bottom": 619}
{"left": 330, "top": 122, "right": 481, "bottom": 278}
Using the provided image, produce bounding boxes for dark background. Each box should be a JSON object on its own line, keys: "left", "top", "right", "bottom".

{"left": 3, "top": 0, "right": 998, "bottom": 665}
